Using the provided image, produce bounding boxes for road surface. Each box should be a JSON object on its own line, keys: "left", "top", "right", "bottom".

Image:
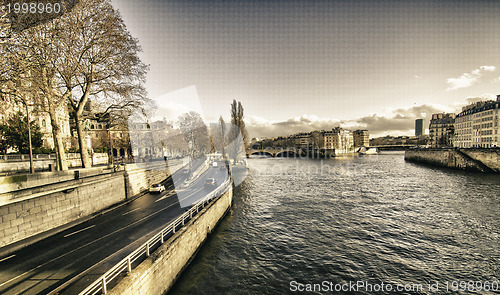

{"left": 0, "top": 161, "right": 228, "bottom": 295}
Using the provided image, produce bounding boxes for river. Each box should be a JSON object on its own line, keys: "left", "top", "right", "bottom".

{"left": 170, "top": 152, "right": 499, "bottom": 294}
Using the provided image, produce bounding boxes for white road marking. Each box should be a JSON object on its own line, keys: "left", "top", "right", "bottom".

{"left": 0, "top": 270, "right": 31, "bottom": 287}
{"left": 0, "top": 172, "right": 228, "bottom": 290}
{"left": 122, "top": 208, "right": 141, "bottom": 215}
{"left": 64, "top": 225, "right": 96, "bottom": 238}
{"left": 155, "top": 192, "right": 173, "bottom": 202}
{"left": 0, "top": 255, "right": 15, "bottom": 263}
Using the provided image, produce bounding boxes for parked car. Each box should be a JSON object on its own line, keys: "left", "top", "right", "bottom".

{"left": 149, "top": 183, "right": 165, "bottom": 193}
{"left": 204, "top": 178, "right": 217, "bottom": 189}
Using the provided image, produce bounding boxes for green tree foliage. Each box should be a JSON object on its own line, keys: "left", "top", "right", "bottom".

{"left": 0, "top": 111, "right": 43, "bottom": 154}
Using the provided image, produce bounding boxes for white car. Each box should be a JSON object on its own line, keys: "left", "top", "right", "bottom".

{"left": 149, "top": 183, "right": 165, "bottom": 193}
{"left": 182, "top": 179, "right": 193, "bottom": 187}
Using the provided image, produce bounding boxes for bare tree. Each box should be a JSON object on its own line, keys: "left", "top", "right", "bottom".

{"left": 1, "top": 19, "right": 73, "bottom": 170}
{"left": 51, "top": 0, "right": 148, "bottom": 168}
{"left": 2, "top": 0, "right": 147, "bottom": 170}
{"left": 0, "top": 43, "right": 68, "bottom": 171}
{"left": 177, "top": 111, "right": 210, "bottom": 158}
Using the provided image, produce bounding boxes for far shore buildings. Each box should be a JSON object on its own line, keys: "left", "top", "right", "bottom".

{"left": 323, "top": 128, "right": 354, "bottom": 155}
{"left": 429, "top": 113, "right": 455, "bottom": 148}
{"left": 369, "top": 135, "right": 428, "bottom": 147}
{"left": 353, "top": 129, "right": 370, "bottom": 148}
{"left": 255, "top": 128, "right": 368, "bottom": 155}
{"left": 454, "top": 95, "right": 499, "bottom": 148}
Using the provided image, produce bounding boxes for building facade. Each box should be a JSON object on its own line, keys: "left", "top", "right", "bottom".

{"left": 353, "top": 129, "right": 370, "bottom": 148}
{"left": 429, "top": 113, "right": 455, "bottom": 148}
{"left": 324, "top": 127, "right": 353, "bottom": 154}
{"left": 0, "top": 98, "right": 72, "bottom": 152}
{"left": 454, "top": 96, "right": 500, "bottom": 148}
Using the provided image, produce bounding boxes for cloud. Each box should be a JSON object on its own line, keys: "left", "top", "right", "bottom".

{"left": 246, "top": 104, "right": 454, "bottom": 139}
{"left": 246, "top": 115, "right": 340, "bottom": 139}
{"left": 479, "top": 65, "right": 496, "bottom": 72}
{"left": 446, "top": 65, "right": 496, "bottom": 91}
{"left": 152, "top": 85, "right": 205, "bottom": 123}
{"left": 465, "top": 93, "right": 496, "bottom": 104}
{"left": 345, "top": 104, "right": 453, "bottom": 136}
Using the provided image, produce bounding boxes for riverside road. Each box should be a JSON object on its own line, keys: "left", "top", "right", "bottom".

{"left": 0, "top": 161, "right": 228, "bottom": 295}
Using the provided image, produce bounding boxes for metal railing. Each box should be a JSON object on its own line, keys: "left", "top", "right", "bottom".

{"left": 78, "top": 177, "right": 232, "bottom": 295}
{"left": 0, "top": 153, "right": 109, "bottom": 162}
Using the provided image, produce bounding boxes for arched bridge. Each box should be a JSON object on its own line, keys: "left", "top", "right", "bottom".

{"left": 370, "top": 144, "right": 417, "bottom": 151}
{"left": 247, "top": 148, "right": 337, "bottom": 158}
{"left": 247, "top": 148, "right": 300, "bottom": 157}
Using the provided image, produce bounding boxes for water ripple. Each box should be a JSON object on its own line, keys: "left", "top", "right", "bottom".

{"left": 171, "top": 153, "right": 500, "bottom": 294}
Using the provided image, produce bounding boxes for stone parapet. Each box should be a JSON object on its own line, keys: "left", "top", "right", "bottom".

{"left": 404, "top": 148, "right": 499, "bottom": 173}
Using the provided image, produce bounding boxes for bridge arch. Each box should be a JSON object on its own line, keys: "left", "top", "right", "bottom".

{"left": 249, "top": 151, "right": 273, "bottom": 157}
{"left": 275, "top": 150, "right": 298, "bottom": 157}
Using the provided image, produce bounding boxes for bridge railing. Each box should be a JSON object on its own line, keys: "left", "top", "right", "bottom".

{"left": 78, "top": 177, "right": 232, "bottom": 295}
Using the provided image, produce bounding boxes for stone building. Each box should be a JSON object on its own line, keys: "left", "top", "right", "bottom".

{"left": 291, "top": 132, "right": 312, "bottom": 148}
{"left": 0, "top": 96, "right": 72, "bottom": 152}
{"left": 324, "top": 127, "right": 353, "bottom": 154}
{"left": 454, "top": 96, "right": 500, "bottom": 148}
{"left": 429, "top": 113, "right": 455, "bottom": 148}
{"left": 353, "top": 129, "right": 370, "bottom": 148}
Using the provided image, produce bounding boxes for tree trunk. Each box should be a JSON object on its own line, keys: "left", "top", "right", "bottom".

{"left": 74, "top": 112, "right": 92, "bottom": 168}
{"left": 47, "top": 102, "right": 68, "bottom": 170}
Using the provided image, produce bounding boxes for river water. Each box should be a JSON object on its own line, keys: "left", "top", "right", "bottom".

{"left": 170, "top": 152, "right": 499, "bottom": 294}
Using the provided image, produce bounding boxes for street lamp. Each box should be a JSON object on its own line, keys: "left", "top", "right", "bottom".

{"left": 20, "top": 97, "right": 34, "bottom": 174}
{"left": 188, "top": 140, "right": 193, "bottom": 178}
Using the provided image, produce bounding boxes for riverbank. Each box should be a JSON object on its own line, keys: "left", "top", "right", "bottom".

{"left": 404, "top": 148, "right": 500, "bottom": 173}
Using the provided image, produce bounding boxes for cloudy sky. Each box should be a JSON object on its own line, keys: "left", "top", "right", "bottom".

{"left": 113, "top": 0, "right": 500, "bottom": 138}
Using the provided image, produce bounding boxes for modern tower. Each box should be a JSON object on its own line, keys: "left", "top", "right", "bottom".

{"left": 415, "top": 119, "right": 424, "bottom": 136}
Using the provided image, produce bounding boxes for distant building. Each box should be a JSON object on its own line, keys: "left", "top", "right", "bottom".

{"left": 429, "top": 113, "right": 455, "bottom": 148}
{"left": 369, "top": 135, "right": 428, "bottom": 147}
{"left": 415, "top": 119, "right": 424, "bottom": 136}
{"left": 291, "top": 132, "right": 311, "bottom": 148}
{"left": 310, "top": 130, "right": 327, "bottom": 149}
{"left": 0, "top": 94, "right": 72, "bottom": 152}
{"left": 324, "top": 127, "right": 353, "bottom": 154}
{"left": 353, "top": 130, "right": 370, "bottom": 148}
{"left": 454, "top": 95, "right": 500, "bottom": 148}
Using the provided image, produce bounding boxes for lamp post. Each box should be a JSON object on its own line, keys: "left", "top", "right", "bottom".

{"left": 107, "top": 122, "right": 114, "bottom": 165}
{"left": 21, "top": 97, "right": 34, "bottom": 174}
{"left": 188, "top": 140, "right": 193, "bottom": 179}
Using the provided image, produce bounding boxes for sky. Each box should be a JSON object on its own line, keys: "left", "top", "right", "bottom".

{"left": 112, "top": 0, "right": 500, "bottom": 138}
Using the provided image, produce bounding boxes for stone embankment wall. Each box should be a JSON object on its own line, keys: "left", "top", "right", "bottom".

{"left": 405, "top": 148, "right": 500, "bottom": 173}
{"left": 108, "top": 186, "right": 233, "bottom": 295}
{"left": 124, "top": 159, "right": 184, "bottom": 197}
{"left": 0, "top": 171, "right": 126, "bottom": 247}
{"left": 0, "top": 158, "right": 186, "bottom": 249}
